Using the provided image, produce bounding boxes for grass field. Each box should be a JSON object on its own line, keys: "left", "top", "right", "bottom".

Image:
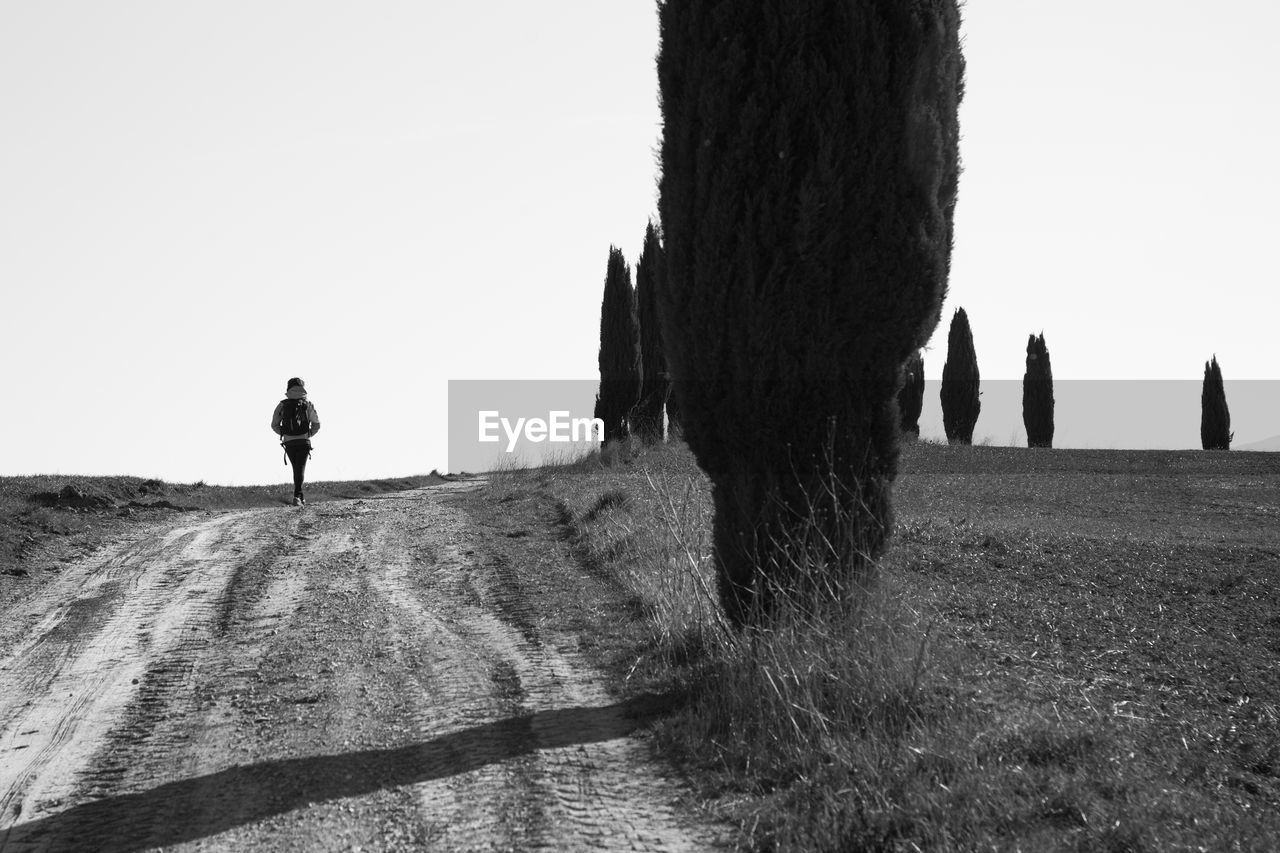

{"left": 485, "top": 439, "right": 1280, "bottom": 851}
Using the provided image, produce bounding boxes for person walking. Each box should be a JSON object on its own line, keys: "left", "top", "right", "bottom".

{"left": 271, "top": 377, "right": 321, "bottom": 506}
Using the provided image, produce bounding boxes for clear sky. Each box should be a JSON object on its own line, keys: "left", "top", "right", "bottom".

{"left": 3, "top": 2, "right": 1278, "bottom": 484}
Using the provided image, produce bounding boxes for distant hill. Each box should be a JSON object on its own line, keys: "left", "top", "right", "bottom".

{"left": 1235, "top": 434, "right": 1280, "bottom": 452}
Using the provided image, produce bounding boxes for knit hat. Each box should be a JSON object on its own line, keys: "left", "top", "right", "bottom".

{"left": 287, "top": 377, "right": 305, "bottom": 391}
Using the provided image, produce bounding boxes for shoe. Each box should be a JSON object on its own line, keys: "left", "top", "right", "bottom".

{"left": 293, "top": 496, "right": 303, "bottom": 507}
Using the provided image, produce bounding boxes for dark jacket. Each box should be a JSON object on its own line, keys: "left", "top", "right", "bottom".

{"left": 271, "top": 387, "right": 321, "bottom": 444}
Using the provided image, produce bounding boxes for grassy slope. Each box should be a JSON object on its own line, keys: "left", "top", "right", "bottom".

{"left": 479, "top": 440, "right": 1280, "bottom": 852}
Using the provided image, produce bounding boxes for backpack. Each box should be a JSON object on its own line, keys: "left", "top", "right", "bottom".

{"left": 281, "top": 398, "right": 312, "bottom": 436}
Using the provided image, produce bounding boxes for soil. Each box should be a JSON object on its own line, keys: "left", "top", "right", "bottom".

{"left": 0, "top": 481, "right": 724, "bottom": 851}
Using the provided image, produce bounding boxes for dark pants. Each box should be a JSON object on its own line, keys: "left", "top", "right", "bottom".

{"left": 284, "top": 441, "right": 311, "bottom": 497}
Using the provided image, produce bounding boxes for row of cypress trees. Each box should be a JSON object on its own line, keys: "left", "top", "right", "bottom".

{"left": 898, "top": 308, "right": 1052, "bottom": 447}
{"left": 594, "top": 246, "right": 640, "bottom": 443}
{"left": 898, "top": 310, "right": 1233, "bottom": 451}
{"left": 593, "top": 224, "right": 674, "bottom": 444}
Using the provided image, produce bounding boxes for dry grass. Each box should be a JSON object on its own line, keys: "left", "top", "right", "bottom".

{"left": 483, "top": 439, "right": 1280, "bottom": 851}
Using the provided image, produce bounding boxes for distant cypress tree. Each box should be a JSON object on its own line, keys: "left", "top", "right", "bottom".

{"left": 657, "top": 0, "right": 964, "bottom": 626}
{"left": 1201, "top": 355, "right": 1232, "bottom": 450}
{"left": 593, "top": 247, "right": 641, "bottom": 444}
{"left": 1022, "top": 332, "right": 1054, "bottom": 448}
{"left": 632, "top": 222, "right": 668, "bottom": 443}
{"left": 940, "top": 307, "right": 980, "bottom": 444}
{"left": 898, "top": 351, "right": 925, "bottom": 438}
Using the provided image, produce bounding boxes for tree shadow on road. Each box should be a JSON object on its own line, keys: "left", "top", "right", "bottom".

{"left": 0, "top": 692, "right": 678, "bottom": 852}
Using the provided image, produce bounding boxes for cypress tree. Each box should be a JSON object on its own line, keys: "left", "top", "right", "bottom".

{"left": 898, "top": 351, "right": 925, "bottom": 438}
{"left": 940, "top": 307, "right": 980, "bottom": 444}
{"left": 593, "top": 247, "right": 641, "bottom": 444}
{"left": 1022, "top": 332, "right": 1054, "bottom": 448}
{"left": 657, "top": 0, "right": 964, "bottom": 626}
{"left": 632, "top": 222, "right": 669, "bottom": 443}
{"left": 1201, "top": 355, "right": 1232, "bottom": 450}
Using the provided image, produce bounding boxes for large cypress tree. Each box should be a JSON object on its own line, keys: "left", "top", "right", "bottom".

{"left": 1022, "top": 332, "right": 1054, "bottom": 448}
{"left": 1201, "top": 355, "right": 1232, "bottom": 450}
{"left": 632, "top": 222, "right": 669, "bottom": 443}
{"left": 898, "top": 351, "right": 925, "bottom": 438}
{"left": 593, "top": 246, "right": 641, "bottom": 444}
{"left": 940, "top": 307, "right": 980, "bottom": 444}
{"left": 657, "top": 0, "right": 964, "bottom": 626}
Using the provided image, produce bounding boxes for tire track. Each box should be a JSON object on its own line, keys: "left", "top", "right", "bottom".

{"left": 367, "top": 490, "right": 717, "bottom": 851}
{"left": 0, "top": 485, "right": 724, "bottom": 852}
{"left": 0, "top": 510, "right": 281, "bottom": 833}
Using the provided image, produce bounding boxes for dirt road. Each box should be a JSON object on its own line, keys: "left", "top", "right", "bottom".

{"left": 0, "top": 483, "right": 719, "bottom": 852}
